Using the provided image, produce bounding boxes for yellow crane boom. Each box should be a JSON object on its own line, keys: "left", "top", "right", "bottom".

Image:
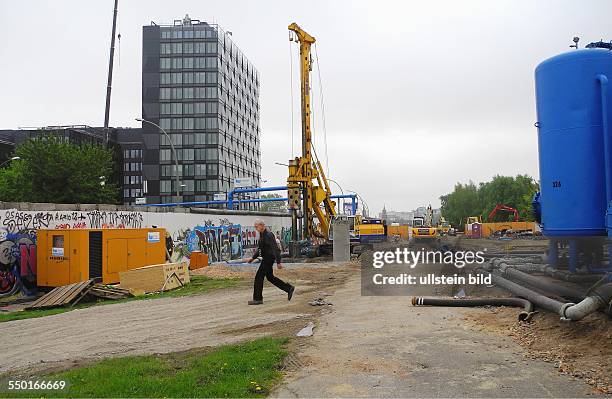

{"left": 287, "top": 22, "right": 336, "bottom": 241}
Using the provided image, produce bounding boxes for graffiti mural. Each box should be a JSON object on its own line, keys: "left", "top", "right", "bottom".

{"left": 188, "top": 224, "right": 243, "bottom": 263}
{"left": 0, "top": 206, "right": 291, "bottom": 294}
{"left": 0, "top": 228, "right": 37, "bottom": 297}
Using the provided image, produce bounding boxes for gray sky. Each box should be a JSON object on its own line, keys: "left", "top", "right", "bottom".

{"left": 1, "top": 0, "right": 611, "bottom": 215}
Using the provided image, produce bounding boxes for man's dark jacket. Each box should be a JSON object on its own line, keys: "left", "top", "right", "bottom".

{"left": 253, "top": 229, "right": 281, "bottom": 264}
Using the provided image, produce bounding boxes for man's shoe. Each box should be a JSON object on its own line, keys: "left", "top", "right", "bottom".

{"left": 248, "top": 300, "right": 263, "bottom": 305}
{"left": 288, "top": 286, "right": 295, "bottom": 301}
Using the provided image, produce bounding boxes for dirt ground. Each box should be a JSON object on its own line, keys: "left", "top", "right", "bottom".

{"left": 464, "top": 306, "right": 612, "bottom": 394}
{"left": 2, "top": 242, "right": 611, "bottom": 397}
{"left": 0, "top": 262, "right": 353, "bottom": 377}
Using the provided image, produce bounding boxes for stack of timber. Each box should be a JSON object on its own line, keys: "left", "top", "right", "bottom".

{"left": 26, "top": 279, "right": 97, "bottom": 310}
{"left": 119, "top": 261, "right": 190, "bottom": 294}
{"left": 88, "top": 284, "right": 132, "bottom": 300}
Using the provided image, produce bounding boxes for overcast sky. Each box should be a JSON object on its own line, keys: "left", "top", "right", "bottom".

{"left": 1, "top": 1, "right": 611, "bottom": 215}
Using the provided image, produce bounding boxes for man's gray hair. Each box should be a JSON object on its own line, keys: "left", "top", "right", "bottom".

{"left": 253, "top": 218, "right": 265, "bottom": 226}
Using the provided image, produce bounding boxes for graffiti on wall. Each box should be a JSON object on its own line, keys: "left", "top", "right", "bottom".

{"left": 182, "top": 218, "right": 290, "bottom": 263}
{"left": 0, "top": 228, "right": 36, "bottom": 296}
{"left": 0, "top": 209, "right": 143, "bottom": 234}
{"left": 0, "top": 207, "right": 291, "bottom": 296}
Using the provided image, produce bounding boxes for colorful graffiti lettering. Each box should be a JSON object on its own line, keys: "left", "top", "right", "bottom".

{"left": 189, "top": 225, "right": 243, "bottom": 263}
{"left": 0, "top": 228, "right": 37, "bottom": 297}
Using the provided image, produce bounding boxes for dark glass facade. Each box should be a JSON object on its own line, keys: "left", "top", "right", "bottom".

{"left": 142, "top": 16, "right": 261, "bottom": 204}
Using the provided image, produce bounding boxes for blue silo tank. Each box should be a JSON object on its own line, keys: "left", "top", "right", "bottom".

{"left": 535, "top": 47, "right": 612, "bottom": 236}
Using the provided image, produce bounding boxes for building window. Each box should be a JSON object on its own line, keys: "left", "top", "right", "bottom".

{"left": 160, "top": 58, "right": 171, "bottom": 69}
{"left": 160, "top": 118, "right": 171, "bottom": 130}
{"left": 160, "top": 149, "right": 172, "bottom": 162}
{"left": 182, "top": 180, "right": 194, "bottom": 192}
{"left": 183, "top": 87, "right": 194, "bottom": 99}
{"left": 183, "top": 148, "right": 194, "bottom": 161}
{"left": 183, "top": 118, "right": 194, "bottom": 130}
{"left": 183, "top": 103, "right": 194, "bottom": 114}
{"left": 172, "top": 58, "right": 183, "bottom": 69}
{"left": 171, "top": 103, "right": 182, "bottom": 115}
{"left": 183, "top": 57, "right": 194, "bottom": 69}
{"left": 171, "top": 72, "right": 182, "bottom": 84}
{"left": 160, "top": 180, "right": 172, "bottom": 193}
{"left": 160, "top": 73, "right": 171, "bottom": 84}
{"left": 171, "top": 88, "right": 182, "bottom": 100}
{"left": 160, "top": 134, "right": 182, "bottom": 146}
{"left": 183, "top": 42, "right": 194, "bottom": 53}
{"left": 171, "top": 42, "right": 183, "bottom": 54}
{"left": 183, "top": 72, "right": 194, "bottom": 84}
{"left": 160, "top": 88, "right": 171, "bottom": 99}
{"left": 171, "top": 118, "right": 183, "bottom": 130}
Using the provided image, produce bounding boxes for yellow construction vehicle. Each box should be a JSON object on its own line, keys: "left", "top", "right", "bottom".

{"left": 286, "top": 23, "right": 337, "bottom": 255}
{"left": 411, "top": 205, "right": 438, "bottom": 241}
{"left": 437, "top": 216, "right": 452, "bottom": 236}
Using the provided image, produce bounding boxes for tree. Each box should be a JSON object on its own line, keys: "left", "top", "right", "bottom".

{"left": 439, "top": 175, "right": 539, "bottom": 229}
{"left": 439, "top": 181, "right": 481, "bottom": 228}
{"left": 0, "top": 137, "right": 119, "bottom": 204}
{"left": 259, "top": 193, "right": 287, "bottom": 213}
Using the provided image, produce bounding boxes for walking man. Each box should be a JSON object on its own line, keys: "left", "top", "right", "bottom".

{"left": 248, "top": 219, "right": 295, "bottom": 305}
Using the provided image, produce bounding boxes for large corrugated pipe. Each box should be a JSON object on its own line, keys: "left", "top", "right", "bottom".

{"left": 411, "top": 296, "right": 536, "bottom": 321}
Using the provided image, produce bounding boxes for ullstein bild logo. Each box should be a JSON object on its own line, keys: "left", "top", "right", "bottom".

{"left": 371, "top": 248, "right": 486, "bottom": 269}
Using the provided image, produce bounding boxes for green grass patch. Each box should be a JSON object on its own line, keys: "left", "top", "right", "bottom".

{"left": 0, "top": 276, "right": 239, "bottom": 324}
{"left": 0, "top": 337, "right": 288, "bottom": 398}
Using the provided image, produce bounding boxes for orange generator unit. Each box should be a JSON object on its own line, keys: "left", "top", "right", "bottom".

{"left": 36, "top": 228, "right": 167, "bottom": 287}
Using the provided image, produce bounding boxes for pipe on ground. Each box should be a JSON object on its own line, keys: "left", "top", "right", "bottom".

{"left": 489, "top": 271, "right": 612, "bottom": 321}
{"left": 411, "top": 296, "right": 536, "bottom": 321}
{"left": 501, "top": 267, "right": 586, "bottom": 302}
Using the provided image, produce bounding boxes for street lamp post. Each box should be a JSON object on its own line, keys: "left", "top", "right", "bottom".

{"left": 327, "top": 178, "right": 345, "bottom": 214}
{"left": 0, "top": 156, "right": 20, "bottom": 168}
{"left": 136, "top": 118, "right": 181, "bottom": 201}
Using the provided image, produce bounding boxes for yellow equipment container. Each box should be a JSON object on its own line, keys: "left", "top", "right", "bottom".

{"left": 387, "top": 225, "right": 409, "bottom": 239}
{"left": 37, "top": 228, "right": 167, "bottom": 287}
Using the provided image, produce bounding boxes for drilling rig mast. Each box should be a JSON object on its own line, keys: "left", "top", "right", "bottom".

{"left": 286, "top": 23, "right": 337, "bottom": 248}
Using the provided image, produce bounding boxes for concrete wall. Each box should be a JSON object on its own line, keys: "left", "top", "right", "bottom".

{"left": 0, "top": 202, "right": 291, "bottom": 294}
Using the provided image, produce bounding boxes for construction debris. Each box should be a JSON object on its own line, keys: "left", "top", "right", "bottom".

{"left": 88, "top": 284, "right": 132, "bottom": 300}
{"left": 26, "top": 279, "right": 97, "bottom": 310}
{"left": 296, "top": 321, "right": 316, "bottom": 337}
{"left": 309, "top": 297, "right": 333, "bottom": 306}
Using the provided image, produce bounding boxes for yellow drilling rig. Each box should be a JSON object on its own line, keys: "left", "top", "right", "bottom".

{"left": 286, "top": 23, "right": 338, "bottom": 256}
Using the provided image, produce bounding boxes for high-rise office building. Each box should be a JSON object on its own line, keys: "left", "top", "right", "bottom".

{"left": 141, "top": 15, "right": 261, "bottom": 204}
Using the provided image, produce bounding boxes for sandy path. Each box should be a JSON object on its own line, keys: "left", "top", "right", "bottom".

{"left": 1, "top": 281, "right": 313, "bottom": 375}
{"left": 273, "top": 275, "right": 594, "bottom": 398}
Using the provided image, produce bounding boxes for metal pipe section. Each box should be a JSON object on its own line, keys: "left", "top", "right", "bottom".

{"left": 412, "top": 296, "right": 535, "bottom": 321}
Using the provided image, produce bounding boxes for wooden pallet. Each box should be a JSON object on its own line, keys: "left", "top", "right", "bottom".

{"left": 25, "top": 279, "right": 97, "bottom": 310}
{"left": 88, "top": 284, "right": 132, "bottom": 300}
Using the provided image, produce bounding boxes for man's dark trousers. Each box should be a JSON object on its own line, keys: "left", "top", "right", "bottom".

{"left": 253, "top": 258, "right": 292, "bottom": 301}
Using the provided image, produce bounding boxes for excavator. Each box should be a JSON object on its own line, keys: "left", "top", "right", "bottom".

{"left": 487, "top": 203, "right": 520, "bottom": 222}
